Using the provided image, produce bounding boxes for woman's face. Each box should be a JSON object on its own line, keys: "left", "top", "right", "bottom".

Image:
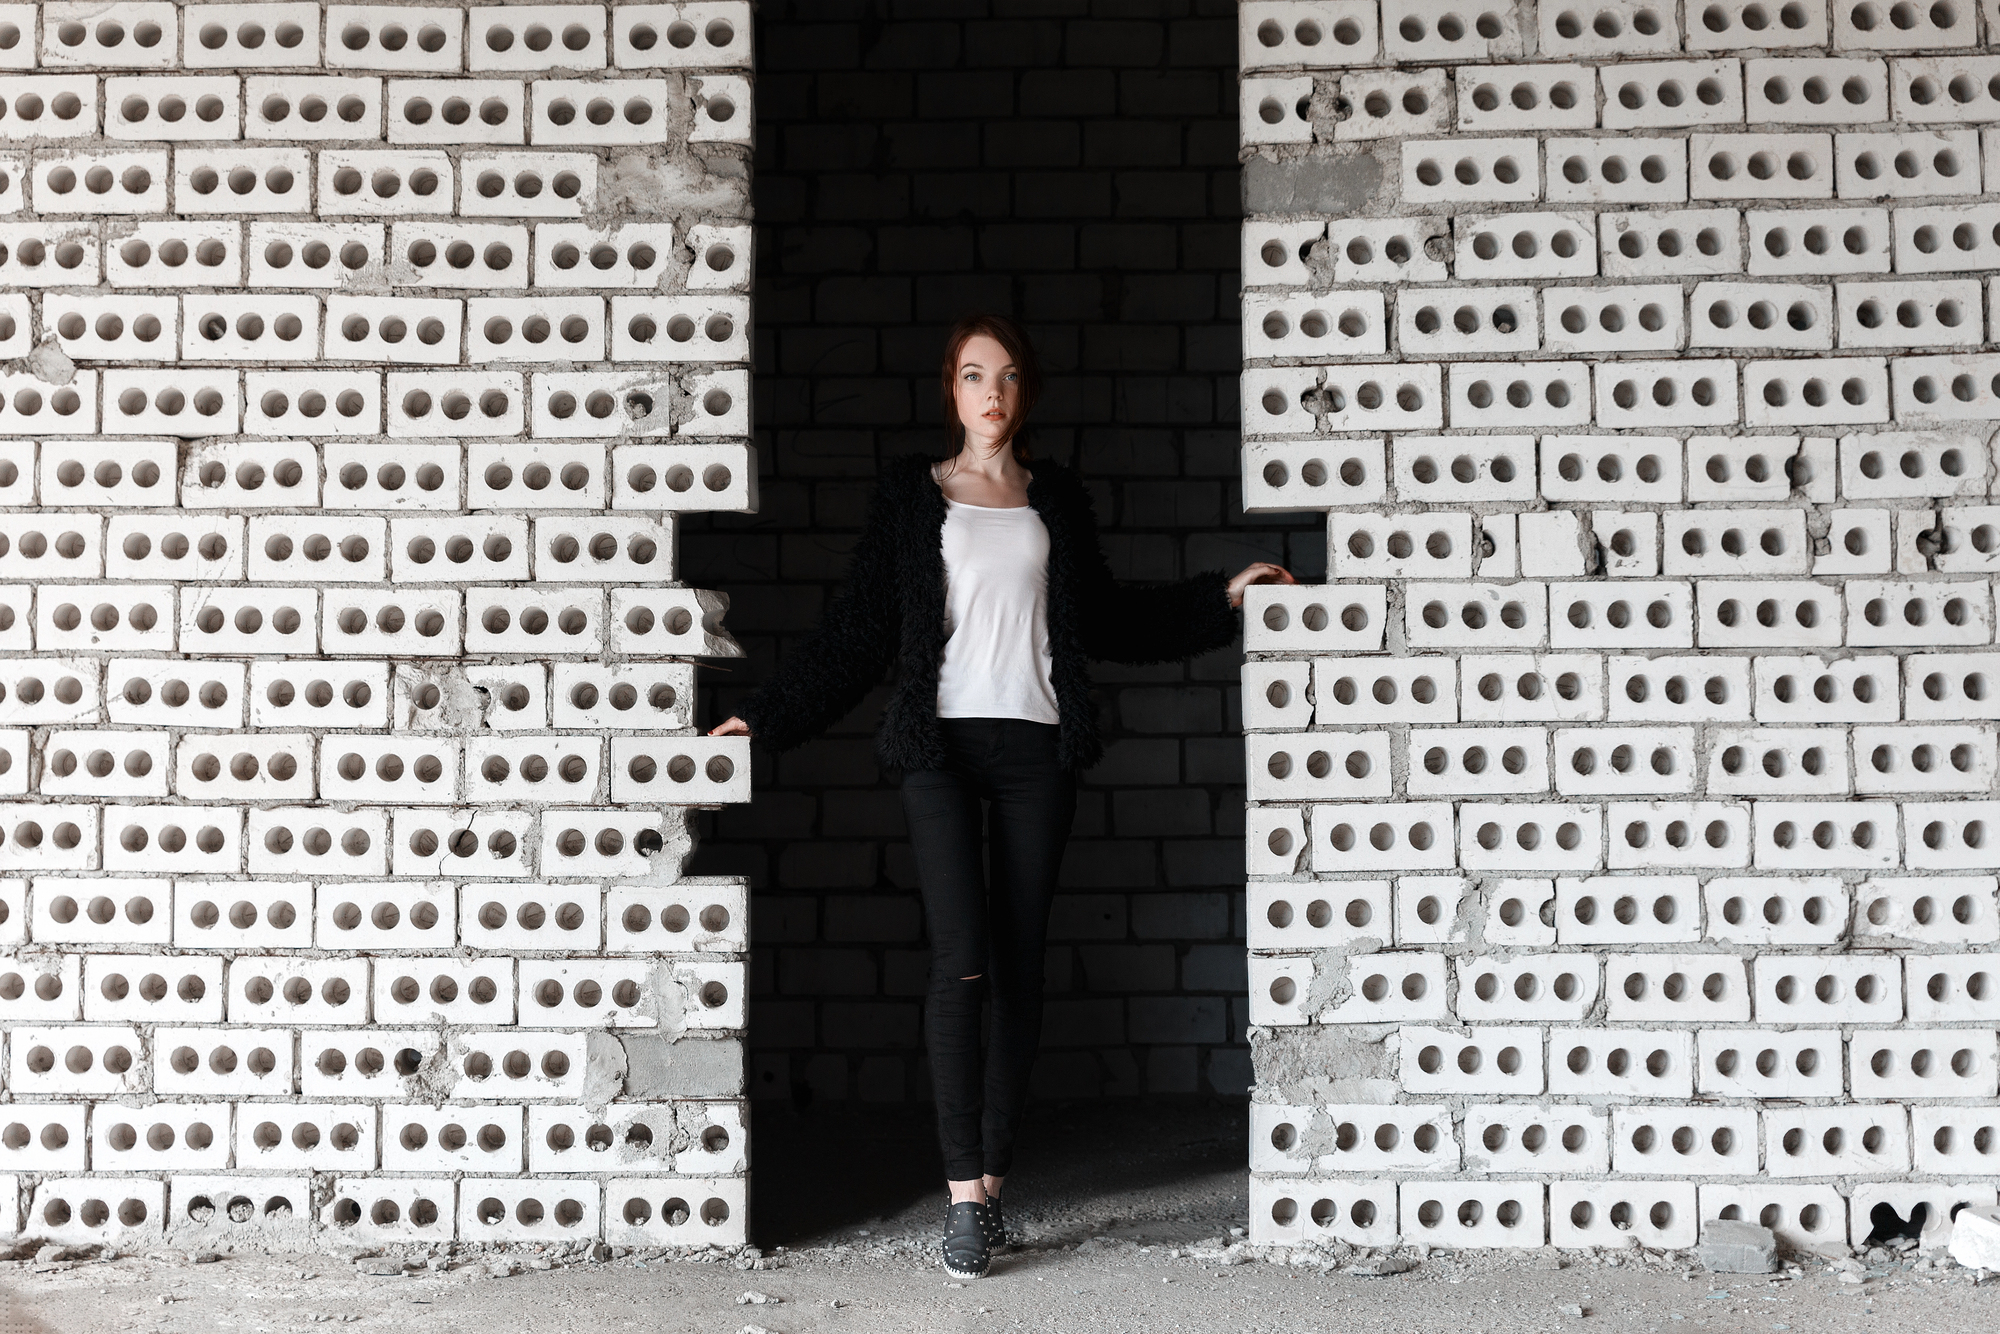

{"left": 953, "top": 333, "right": 1021, "bottom": 452}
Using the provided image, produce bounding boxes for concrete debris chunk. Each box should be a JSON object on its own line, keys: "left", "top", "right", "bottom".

{"left": 1345, "top": 1255, "right": 1417, "bottom": 1277}
{"left": 1698, "top": 1220, "right": 1778, "bottom": 1275}
{"left": 1948, "top": 1205, "right": 2000, "bottom": 1272}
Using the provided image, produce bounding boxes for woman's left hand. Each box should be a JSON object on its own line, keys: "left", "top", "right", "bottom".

{"left": 1227, "top": 561, "right": 1295, "bottom": 608}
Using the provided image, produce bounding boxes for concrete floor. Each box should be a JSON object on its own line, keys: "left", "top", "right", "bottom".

{"left": 5, "top": 1099, "right": 1995, "bottom": 1333}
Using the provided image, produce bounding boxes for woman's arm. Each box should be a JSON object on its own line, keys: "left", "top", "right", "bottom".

{"left": 723, "top": 481, "right": 904, "bottom": 750}
{"left": 1061, "top": 475, "right": 1254, "bottom": 665}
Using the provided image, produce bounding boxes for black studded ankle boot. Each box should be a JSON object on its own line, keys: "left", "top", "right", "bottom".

{"left": 941, "top": 1200, "right": 991, "bottom": 1279}
{"left": 981, "top": 1194, "right": 1006, "bottom": 1251}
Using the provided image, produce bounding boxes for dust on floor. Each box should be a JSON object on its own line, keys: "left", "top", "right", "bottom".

{"left": 6, "top": 1099, "right": 1995, "bottom": 1333}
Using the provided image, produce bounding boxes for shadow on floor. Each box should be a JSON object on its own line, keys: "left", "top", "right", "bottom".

{"left": 748, "top": 1096, "right": 1249, "bottom": 1249}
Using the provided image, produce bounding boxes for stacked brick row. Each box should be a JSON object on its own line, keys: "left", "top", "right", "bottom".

{"left": 0, "top": 2, "right": 756, "bottom": 1252}
{"left": 1242, "top": 0, "right": 2000, "bottom": 1253}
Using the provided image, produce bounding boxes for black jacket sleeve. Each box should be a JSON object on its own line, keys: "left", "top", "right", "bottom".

{"left": 1060, "top": 471, "right": 1239, "bottom": 665}
{"left": 736, "top": 479, "right": 903, "bottom": 753}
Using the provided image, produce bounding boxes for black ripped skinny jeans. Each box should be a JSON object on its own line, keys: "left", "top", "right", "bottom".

{"left": 900, "top": 717, "right": 1076, "bottom": 1182}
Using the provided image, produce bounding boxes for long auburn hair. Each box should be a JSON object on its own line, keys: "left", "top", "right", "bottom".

{"left": 938, "top": 312, "right": 1041, "bottom": 470}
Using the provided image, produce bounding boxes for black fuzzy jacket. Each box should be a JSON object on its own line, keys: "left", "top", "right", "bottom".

{"left": 738, "top": 453, "right": 1239, "bottom": 773}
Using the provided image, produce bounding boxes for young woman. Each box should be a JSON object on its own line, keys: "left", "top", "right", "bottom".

{"left": 710, "top": 312, "right": 1292, "bottom": 1278}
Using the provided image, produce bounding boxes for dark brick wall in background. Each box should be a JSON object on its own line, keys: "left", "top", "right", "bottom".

{"left": 683, "top": 0, "right": 1325, "bottom": 1107}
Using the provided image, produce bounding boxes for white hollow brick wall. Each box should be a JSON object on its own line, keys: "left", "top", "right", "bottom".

{"left": 0, "top": 1, "right": 756, "bottom": 1252}
{"left": 1243, "top": 0, "right": 2000, "bottom": 1253}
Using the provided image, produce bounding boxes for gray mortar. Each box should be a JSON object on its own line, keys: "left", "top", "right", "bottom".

{"left": 664, "top": 1103, "right": 699, "bottom": 1158}
{"left": 393, "top": 663, "right": 489, "bottom": 733}
{"left": 1303, "top": 232, "right": 1336, "bottom": 288}
{"left": 1459, "top": 881, "right": 1495, "bottom": 949}
{"left": 10, "top": 339, "right": 74, "bottom": 386}
{"left": 1577, "top": 968, "right": 1611, "bottom": 1026}
{"left": 1451, "top": 884, "right": 1486, "bottom": 947}
{"left": 1242, "top": 151, "right": 1382, "bottom": 218}
{"left": 1563, "top": 509, "right": 1596, "bottom": 572}
{"left": 1286, "top": 1104, "right": 1341, "bottom": 1163}
{"left": 1309, "top": 74, "right": 1344, "bottom": 145}
{"left": 1251, "top": 1023, "right": 1400, "bottom": 1107}
{"left": 1383, "top": 710, "right": 1412, "bottom": 798}
{"left": 620, "top": 807, "right": 697, "bottom": 886}
{"left": 621, "top": 378, "right": 678, "bottom": 436}
{"left": 1786, "top": 437, "right": 1815, "bottom": 504}
{"left": 638, "top": 957, "right": 690, "bottom": 1032}
{"left": 617, "top": 1034, "right": 744, "bottom": 1100}
{"left": 594, "top": 150, "right": 750, "bottom": 229}
{"left": 1380, "top": 577, "right": 1409, "bottom": 655}
{"left": 1297, "top": 945, "right": 1359, "bottom": 1020}
{"left": 410, "top": 1029, "right": 467, "bottom": 1105}
{"left": 582, "top": 1031, "right": 628, "bottom": 1106}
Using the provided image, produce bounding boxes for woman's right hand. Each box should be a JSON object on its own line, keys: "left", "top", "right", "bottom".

{"left": 710, "top": 716, "right": 752, "bottom": 737}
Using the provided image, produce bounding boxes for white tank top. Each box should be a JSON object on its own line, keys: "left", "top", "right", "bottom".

{"left": 935, "top": 498, "right": 1062, "bottom": 724}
